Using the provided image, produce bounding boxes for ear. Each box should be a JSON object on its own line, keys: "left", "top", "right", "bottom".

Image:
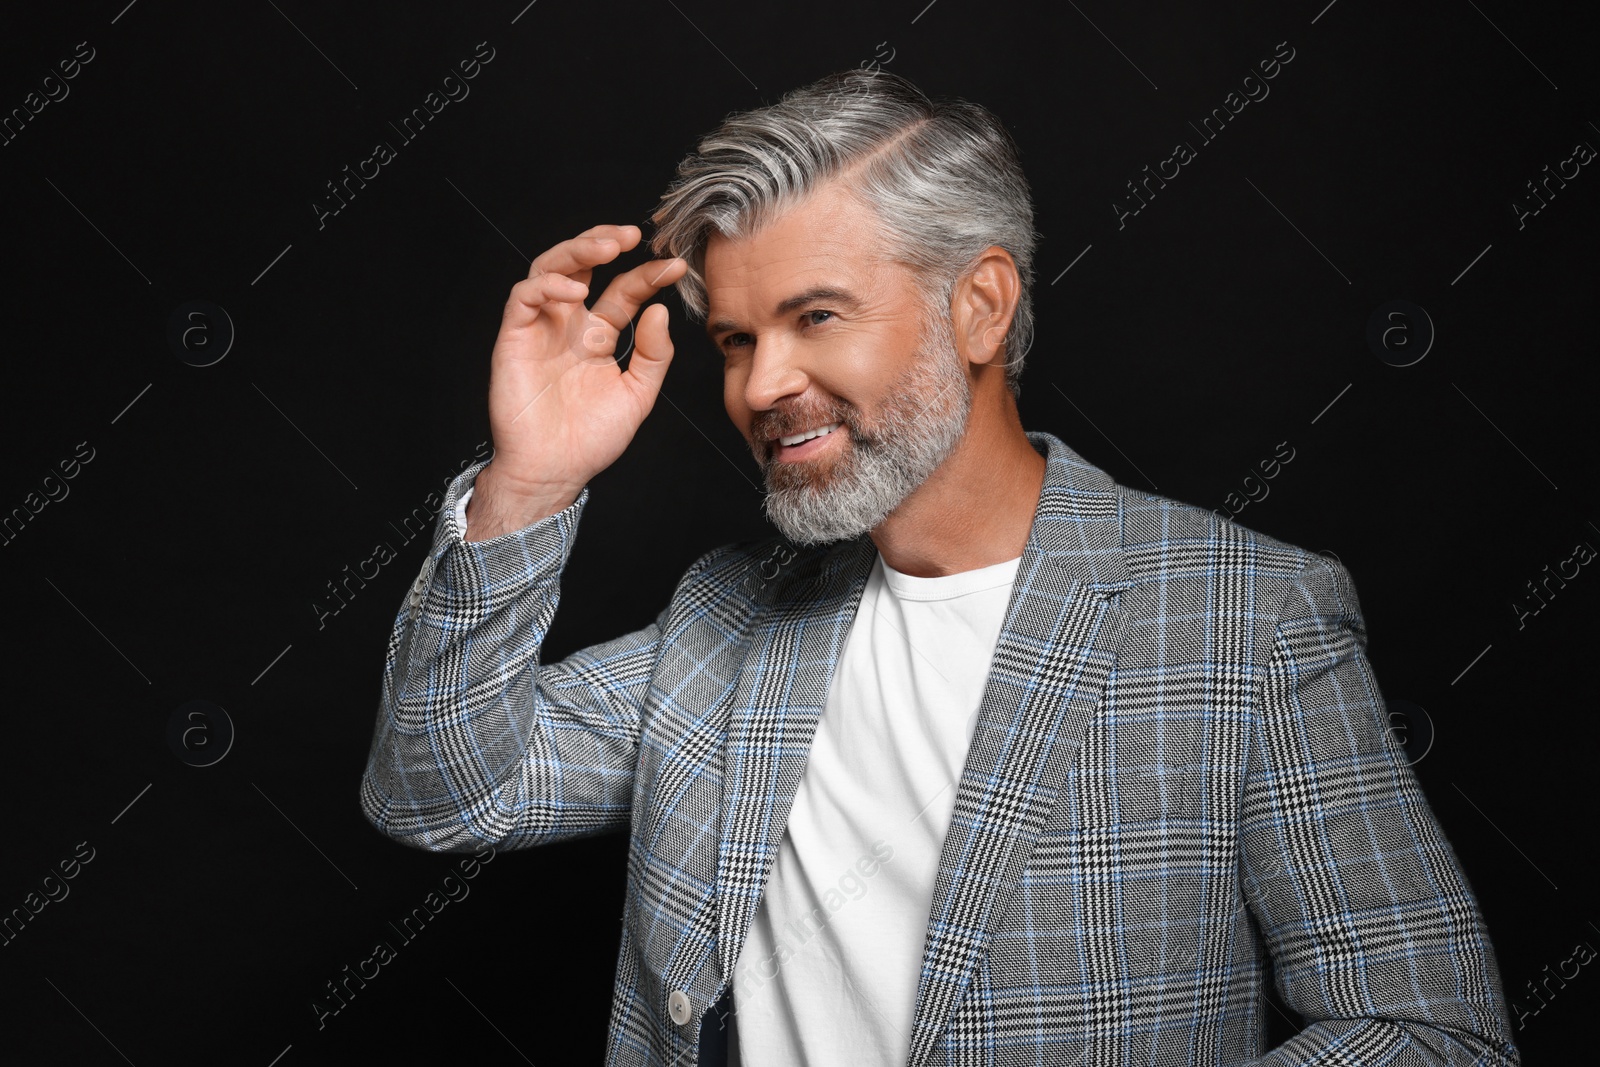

{"left": 952, "top": 246, "right": 1021, "bottom": 368}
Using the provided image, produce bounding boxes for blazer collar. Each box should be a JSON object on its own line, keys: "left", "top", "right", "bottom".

{"left": 714, "top": 430, "right": 1135, "bottom": 1061}
{"left": 812, "top": 429, "right": 1133, "bottom": 588}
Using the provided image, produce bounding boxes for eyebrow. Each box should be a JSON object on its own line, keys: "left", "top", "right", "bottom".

{"left": 705, "top": 286, "right": 863, "bottom": 338}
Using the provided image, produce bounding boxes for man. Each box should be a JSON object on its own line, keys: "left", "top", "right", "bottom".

{"left": 360, "top": 69, "right": 1518, "bottom": 1066}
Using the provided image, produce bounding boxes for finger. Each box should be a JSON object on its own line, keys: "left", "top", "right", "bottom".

{"left": 586, "top": 257, "right": 689, "bottom": 334}
{"left": 527, "top": 224, "right": 641, "bottom": 283}
{"left": 621, "top": 302, "right": 675, "bottom": 404}
{"left": 575, "top": 222, "right": 642, "bottom": 249}
{"left": 501, "top": 272, "right": 590, "bottom": 330}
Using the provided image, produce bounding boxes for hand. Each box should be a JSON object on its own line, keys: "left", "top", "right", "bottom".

{"left": 479, "top": 223, "right": 688, "bottom": 514}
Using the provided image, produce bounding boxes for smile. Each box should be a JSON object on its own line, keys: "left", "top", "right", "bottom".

{"left": 777, "top": 422, "right": 841, "bottom": 447}
{"left": 773, "top": 422, "right": 844, "bottom": 462}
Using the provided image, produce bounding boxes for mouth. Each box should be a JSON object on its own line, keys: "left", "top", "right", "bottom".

{"left": 770, "top": 421, "right": 844, "bottom": 463}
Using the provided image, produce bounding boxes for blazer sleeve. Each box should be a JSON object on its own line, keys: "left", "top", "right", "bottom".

{"left": 358, "top": 457, "right": 720, "bottom": 854}
{"left": 1238, "top": 554, "right": 1520, "bottom": 1066}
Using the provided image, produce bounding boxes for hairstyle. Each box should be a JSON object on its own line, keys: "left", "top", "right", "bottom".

{"left": 648, "top": 68, "right": 1038, "bottom": 397}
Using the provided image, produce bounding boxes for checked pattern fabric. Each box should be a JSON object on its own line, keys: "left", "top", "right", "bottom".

{"left": 360, "top": 430, "right": 1518, "bottom": 1066}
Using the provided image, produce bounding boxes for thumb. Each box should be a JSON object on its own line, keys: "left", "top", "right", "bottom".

{"left": 624, "top": 302, "right": 675, "bottom": 402}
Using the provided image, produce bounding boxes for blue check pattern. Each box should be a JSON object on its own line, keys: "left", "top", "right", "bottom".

{"left": 360, "top": 430, "right": 1518, "bottom": 1066}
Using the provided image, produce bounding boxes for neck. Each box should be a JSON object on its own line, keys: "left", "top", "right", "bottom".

{"left": 867, "top": 387, "right": 1046, "bottom": 578}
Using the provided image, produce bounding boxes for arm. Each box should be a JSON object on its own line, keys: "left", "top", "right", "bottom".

{"left": 359, "top": 221, "right": 691, "bottom": 853}
{"left": 359, "top": 457, "right": 706, "bottom": 853}
{"left": 1239, "top": 555, "right": 1520, "bottom": 1066}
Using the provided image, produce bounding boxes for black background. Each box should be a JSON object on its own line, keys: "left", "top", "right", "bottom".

{"left": 1, "top": 0, "right": 1593, "bottom": 1062}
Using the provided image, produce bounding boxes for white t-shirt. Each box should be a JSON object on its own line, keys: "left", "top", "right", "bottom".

{"left": 728, "top": 550, "right": 1021, "bottom": 1066}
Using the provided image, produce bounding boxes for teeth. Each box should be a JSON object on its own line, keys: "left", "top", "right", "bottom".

{"left": 779, "top": 422, "right": 840, "bottom": 447}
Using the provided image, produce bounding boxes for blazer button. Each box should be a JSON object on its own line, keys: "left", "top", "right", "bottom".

{"left": 409, "top": 566, "right": 431, "bottom": 609}
{"left": 667, "top": 989, "right": 692, "bottom": 1026}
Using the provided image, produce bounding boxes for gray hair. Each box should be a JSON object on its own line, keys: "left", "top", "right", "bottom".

{"left": 648, "top": 68, "right": 1038, "bottom": 397}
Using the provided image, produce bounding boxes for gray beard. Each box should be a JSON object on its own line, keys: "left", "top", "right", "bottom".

{"left": 752, "top": 307, "right": 973, "bottom": 546}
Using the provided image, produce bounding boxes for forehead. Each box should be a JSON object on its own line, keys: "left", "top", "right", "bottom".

{"left": 702, "top": 181, "right": 899, "bottom": 319}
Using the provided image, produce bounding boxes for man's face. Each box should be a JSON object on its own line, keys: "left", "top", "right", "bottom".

{"left": 703, "top": 180, "right": 973, "bottom": 545}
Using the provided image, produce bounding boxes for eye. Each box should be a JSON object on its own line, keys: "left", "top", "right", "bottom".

{"left": 719, "top": 310, "right": 834, "bottom": 352}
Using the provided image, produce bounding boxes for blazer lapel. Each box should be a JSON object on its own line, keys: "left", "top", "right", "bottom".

{"left": 714, "top": 532, "right": 878, "bottom": 983}
{"left": 904, "top": 432, "right": 1135, "bottom": 1067}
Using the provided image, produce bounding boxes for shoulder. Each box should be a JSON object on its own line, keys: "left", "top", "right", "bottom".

{"left": 1114, "top": 483, "right": 1363, "bottom": 627}
{"left": 671, "top": 534, "right": 797, "bottom": 590}
{"left": 664, "top": 531, "right": 873, "bottom": 633}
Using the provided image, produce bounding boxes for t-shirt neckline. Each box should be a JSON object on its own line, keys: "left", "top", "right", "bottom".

{"left": 875, "top": 552, "right": 1023, "bottom": 602}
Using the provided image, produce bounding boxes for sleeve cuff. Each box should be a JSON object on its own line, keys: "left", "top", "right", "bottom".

{"left": 405, "top": 456, "right": 591, "bottom": 626}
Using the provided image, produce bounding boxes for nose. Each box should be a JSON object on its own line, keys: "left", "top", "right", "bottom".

{"left": 741, "top": 334, "right": 811, "bottom": 414}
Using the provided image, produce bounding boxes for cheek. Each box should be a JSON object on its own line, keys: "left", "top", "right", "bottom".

{"left": 845, "top": 327, "right": 915, "bottom": 387}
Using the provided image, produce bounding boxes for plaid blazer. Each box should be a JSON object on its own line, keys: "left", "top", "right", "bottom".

{"left": 360, "top": 430, "right": 1518, "bottom": 1066}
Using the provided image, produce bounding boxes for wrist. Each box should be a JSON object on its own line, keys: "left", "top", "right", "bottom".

{"left": 463, "top": 464, "right": 582, "bottom": 541}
